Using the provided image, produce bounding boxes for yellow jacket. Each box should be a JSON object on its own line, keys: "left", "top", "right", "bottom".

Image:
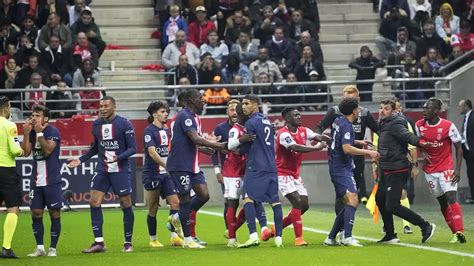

{"left": 0, "top": 117, "right": 23, "bottom": 167}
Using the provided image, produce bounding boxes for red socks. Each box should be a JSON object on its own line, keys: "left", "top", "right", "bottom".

{"left": 282, "top": 208, "right": 303, "bottom": 238}
{"left": 226, "top": 207, "right": 237, "bottom": 239}
{"left": 442, "top": 203, "right": 464, "bottom": 233}
{"left": 190, "top": 210, "right": 196, "bottom": 237}
{"left": 235, "top": 208, "right": 246, "bottom": 230}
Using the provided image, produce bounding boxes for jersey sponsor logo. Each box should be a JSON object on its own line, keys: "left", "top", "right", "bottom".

{"left": 100, "top": 140, "right": 120, "bottom": 150}
{"left": 102, "top": 124, "right": 113, "bottom": 140}
{"left": 185, "top": 118, "right": 193, "bottom": 127}
{"left": 9, "top": 128, "right": 17, "bottom": 136}
{"left": 344, "top": 132, "right": 351, "bottom": 140}
{"left": 125, "top": 129, "right": 135, "bottom": 135}
{"left": 432, "top": 141, "right": 444, "bottom": 147}
{"left": 145, "top": 134, "right": 151, "bottom": 143}
{"left": 352, "top": 124, "right": 362, "bottom": 133}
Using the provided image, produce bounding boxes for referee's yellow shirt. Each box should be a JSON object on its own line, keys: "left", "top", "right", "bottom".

{"left": 0, "top": 117, "right": 23, "bottom": 167}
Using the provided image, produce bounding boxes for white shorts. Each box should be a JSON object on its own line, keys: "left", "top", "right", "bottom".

{"left": 424, "top": 170, "right": 457, "bottom": 198}
{"left": 223, "top": 177, "right": 243, "bottom": 200}
{"left": 278, "top": 175, "right": 308, "bottom": 197}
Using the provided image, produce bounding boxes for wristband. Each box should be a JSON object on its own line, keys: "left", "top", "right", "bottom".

{"left": 37, "top": 132, "right": 44, "bottom": 137}
{"left": 214, "top": 166, "right": 221, "bottom": 174}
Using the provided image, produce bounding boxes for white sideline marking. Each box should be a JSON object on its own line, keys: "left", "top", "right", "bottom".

{"left": 200, "top": 210, "right": 474, "bottom": 259}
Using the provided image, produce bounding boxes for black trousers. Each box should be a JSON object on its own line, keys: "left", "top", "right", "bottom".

{"left": 354, "top": 156, "right": 368, "bottom": 198}
{"left": 376, "top": 169, "right": 428, "bottom": 236}
{"left": 463, "top": 146, "right": 474, "bottom": 198}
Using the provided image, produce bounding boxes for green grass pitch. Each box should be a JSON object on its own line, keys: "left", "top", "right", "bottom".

{"left": 1, "top": 204, "right": 473, "bottom": 265}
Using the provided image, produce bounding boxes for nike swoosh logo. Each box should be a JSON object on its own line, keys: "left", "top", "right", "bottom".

{"left": 120, "top": 189, "right": 127, "bottom": 193}
{"left": 51, "top": 202, "right": 59, "bottom": 207}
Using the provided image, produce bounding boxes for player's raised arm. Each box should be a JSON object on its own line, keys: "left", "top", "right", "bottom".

{"left": 21, "top": 118, "right": 33, "bottom": 157}
{"left": 315, "top": 106, "right": 337, "bottom": 134}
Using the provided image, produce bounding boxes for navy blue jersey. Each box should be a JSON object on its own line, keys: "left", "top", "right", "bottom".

{"left": 167, "top": 108, "right": 202, "bottom": 174}
{"left": 80, "top": 115, "right": 136, "bottom": 173}
{"left": 329, "top": 116, "right": 355, "bottom": 176}
{"left": 241, "top": 112, "right": 277, "bottom": 173}
{"left": 143, "top": 124, "right": 170, "bottom": 174}
{"left": 30, "top": 125, "right": 61, "bottom": 186}
{"left": 212, "top": 120, "right": 232, "bottom": 167}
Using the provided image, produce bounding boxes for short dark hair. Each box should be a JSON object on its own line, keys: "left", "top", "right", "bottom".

{"left": 81, "top": 9, "right": 92, "bottom": 17}
{"left": 147, "top": 101, "right": 169, "bottom": 123}
{"left": 380, "top": 98, "right": 396, "bottom": 110}
{"left": 0, "top": 95, "right": 9, "bottom": 109}
{"left": 427, "top": 97, "right": 443, "bottom": 110}
{"left": 101, "top": 96, "right": 116, "bottom": 105}
{"left": 181, "top": 89, "right": 200, "bottom": 105}
{"left": 243, "top": 94, "right": 260, "bottom": 104}
{"left": 32, "top": 105, "right": 50, "bottom": 118}
{"left": 281, "top": 107, "right": 296, "bottom": 119}
{"left": 339, "top": 97, "right": 359, "bottom": 115}
{"left": 463, "top": 99, "right": 472, "bottom": 109}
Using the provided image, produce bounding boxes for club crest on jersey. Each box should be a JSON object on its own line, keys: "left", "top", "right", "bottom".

{"left": 437, "top": 128, "right": 443, "bottom": 133}
{"left": 145, "top": 134, "right": 151, "bottom": 143}
{"left": 185, "top": 118, "right": 193, "bottom": 127}
{"left": 344, "top": 132, "right": 351, "bottom": 140}
{"left": 159, "top": 130, "right": 168, "bottom": 145}
{"left": 102, "top": 124, "right": 113, "bottom": 140}
{"left": 285, "top": 136, "right": 292, "bottom": 144}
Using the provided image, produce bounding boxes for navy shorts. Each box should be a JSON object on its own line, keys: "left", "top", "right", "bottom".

{"left": 30, "top": 183, "right": 64, "bottom": 210}
{"left": 91, "top": 172, "right": 132, "bottom": 196}
{"left": 143, "top": 172, "right": 177, "bottom": 198}
{"left": 330, "top": 174, "right": 357, "bottom": 198}
{"left": 243, "top": 170, "right": 279, "bottom": 204}
{"left": 169, "top": 171, "right": 206, "bottom": 194}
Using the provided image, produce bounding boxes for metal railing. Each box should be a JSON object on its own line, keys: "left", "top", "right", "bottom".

{"left": 439, "top": 50, "right": 474, "bottom": 75}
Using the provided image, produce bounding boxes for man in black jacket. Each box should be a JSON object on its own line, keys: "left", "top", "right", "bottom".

{"left": 315, "top": 85, "right": 378, "bottom": 209}
{"left": 415, "top": 20, "right": 452, "bottom": 60}
{"left": 40, "top": 35, "right": 73, "bottom": 86}
{"left": 458, "top": 99, "right": 474, "bottom": 203}
{"left": 375, "top": 98, "right": 435, "bottom": 243}
{"left": 70, "top": 10, "right": 106, "bottom": 58}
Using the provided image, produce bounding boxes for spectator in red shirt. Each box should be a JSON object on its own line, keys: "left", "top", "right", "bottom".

{"left": 451, "top": 20, "right": 474, "bottom": 52}
{"left": 79, "top": 76, "right": 100, "bottom": 115}
{"left": 188, "top": 6, "right": 216, "bottom": 48}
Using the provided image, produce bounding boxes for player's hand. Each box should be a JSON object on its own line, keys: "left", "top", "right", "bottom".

{"left": 199, "top": 146, "right": 215, "bottom": 155}
{"left": 207, "top": 133, "right": 222, "bottom": 143}
{"left": 420, "top": 141, "right": 435, "bottom": 149}
{"left": 239, "top": 134, "right": 256, "bottom": 143}
{"left": 315, "top": 134, "right": 332, "bottom": 143}
{"left": 33, "top": 120, "right": 47, "bottom": 133}
{"left": 67, "top": 158, "right": 81, "bottom": 168}
{"left": 411, "top": 166, "right": 419, "bottom": 180}
{"left": 23, "top": 118, "right": 33, "bottom": 134}
{"left": 452, "top": 169, "right": 461, "bottom": 184}
{"left": 106, "top": 155, "right": 118, "bottom": 163}
{"left": 368, "top": 150, "right": 379, "bottom": 161}
{"left": 314, "top": 141, "right": 327, "bottom": 150}
{"left": 216, "top": 173, "right": 224, "bottom": 184}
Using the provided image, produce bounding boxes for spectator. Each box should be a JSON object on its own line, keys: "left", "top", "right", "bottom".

{"left": 254, "top": 5, "right": 284, "bottom": 43}
{"left": 79, "top": 76, "right": 100, "bottom": 114}
{"left": 161, "top": 5, "right": 188, "bottom": 49}
{"left": 402, "top": 66, "right": 425, "bottom": 108}
{"left": 287, "top": 9, "right": 316, "bottom": 41}
{"left": 412, "top": 2, "right": 431, "bottom": 40}
{"left": 376, "top": 7, "right": 416, "bottom": 60}
{"left": 451, "top": 20, "right": 474, "bottom": 52}
{"left": 38, "top": 12, "right": 73, "bottom": 51}
{"left": 167, "top": 54, "right": 199, "bottom": 85}
{"left": 0, "top": 0, "right": 14, "bottom": 26}
{"left": 0, "top": 58, "right": 20, "bottom": 106}
{"left": 37, "top": 0, "right": 69, "bottom": 28}
{"left": 161, "top": 30, "right": 200, "bottom": 69}
{"left": 68, "top": 0, "right": 90, "bottom": 25}
{"left": 349, "top": 46, "right": 385, "bottom": 102}
{"left": 392, "top": 50, "right": 418, "bottom": 79}
{"left": 466, "top": 2, "right": 474, "bottom": 33}
{"left": 188, "top": 5, "right": 216, "bottom": 48}
{"left": 203, "top": 75, "right": 231, "bottom": 115}
{"left": 72, "top": 58, "right": 100, "bottom": 87}
{"left": 221, "top": 52, "right": 250, "bottom": 84}
{"left": 71, "top": 10, "right": 106, "bottom": 57}
{"left": 295, "top": 30, "right": 324, "bottom": 64}
{"left": 72, "top": 31, "right": 98, "bottom": 70}
{"left": 273, "top": 0, "right": 291, "bottom": 24}
{"left": 249, "top": 47, "right": 283, "bottom": 83}
{"left": 200, "top": 29, "right": 229, "bottom": 68}
{"left": 169, "top": 76, "right": 191, "bottom": 106}
{"left": 285, "top": 0, "right": 321, "bottom": 34}
{"left": 12, "top": 0, "right": 37, "bottom": 28}
{"left": 387, "top": 26, "right": 417, "bottom": 75}
{"left": 419, "top": 47, "right": 446, "bottom": 98}
{"left": 443, "top": 45, "right": 470, "bottom": 73}
{"left": 435, "top": 3, "right": 460, "bottom": 42}
{"left": 198, "top": 52, "right": 220, "bottom": 85}
{"left": 224, "top": 10, "right": 252, "bottom": 46}
{"left": 431, "top": 0, "right": 465, "bottom": 20}
{"left": 280, "top": 72, "right": 305, "bottom": 108}
{"left": 47, "top": 80, "right": 76, "bottom": 118}
{"left": 254, "top": 71, "right": 279, "bottom": 112}
{"left": 380, "top": 0, "right": 411, "bottom": 19}
{"left": 40, "top": 35, "right": 73, "bottom": 86}
{"left": 14, "top": 35, "right": 38, "bottom": 67}
{"left": 14, "top": 54, "right": 50, "bottom": 89}
{"left": 409, "top": 0, "right": 431, "bottom": 20}
{"left": 19, "top": 15, "right": 38, "bottom": 47}
{"left": 416, "top": 20, "right": 452, "bottom": 59}
{"left": 24, "top": 72, "right": 49, "bottom": 110}
{"left": 304, "top": 70, "right": 329, "bottom": 111}
{"left": 0, "top": 43, "right": 15, "bottom": 70}
{"left": 215, "top": 0, "right": 243, "bottom": 39}
{"left": 294, "top": 45, "right": 326, "bottom": 82}
{"left": 265, "top": 26, "right": 297, "bottom": 77}
{"left": 227, "top": 74, "right": 250, "bottom": 96}
{"left": 0, "top": 19, "right": 20, "bottom": 55}
{"left": 230, "top": 30, "right": 258, "bottom": 66}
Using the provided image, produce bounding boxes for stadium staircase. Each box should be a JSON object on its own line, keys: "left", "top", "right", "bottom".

{"left": 93, "top": 0, "right": 383, "bottom": 117}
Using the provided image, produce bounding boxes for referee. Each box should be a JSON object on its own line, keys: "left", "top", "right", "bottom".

{"left": 0, "top": 96, "right": 24, "bottom": 258}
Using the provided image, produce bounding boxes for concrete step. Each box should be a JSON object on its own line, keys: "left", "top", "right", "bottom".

{"left": 321, "top": 23, "right": 379, "bottom": 35}
{"left": 320, "top": 13, "right": 379, "bottom": 24}
{"left": 318, "top": 3, "right": 373, "bottom": 14}
{"left": 103, "top": 38, "right": 158, "bottom": 49}
{"left": 93, "top": 7, "right": 156, "bottom": 27}
{"left": 101, "top": 70, "right": 166, "bottom": 82}
{"left": 91, "top": 0, "right": 153, "bottom": 8}
{"left": 101, "top": 27, "right": 156, "bottom": 42}
{"left": 321, "top": 43, "right": 378, "bottom": 56}
{"left": 101, "top": 49, "right": 161, "bottom": 61}
{"left": 99, "top": 59, "right": 160, "bottom": 70}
